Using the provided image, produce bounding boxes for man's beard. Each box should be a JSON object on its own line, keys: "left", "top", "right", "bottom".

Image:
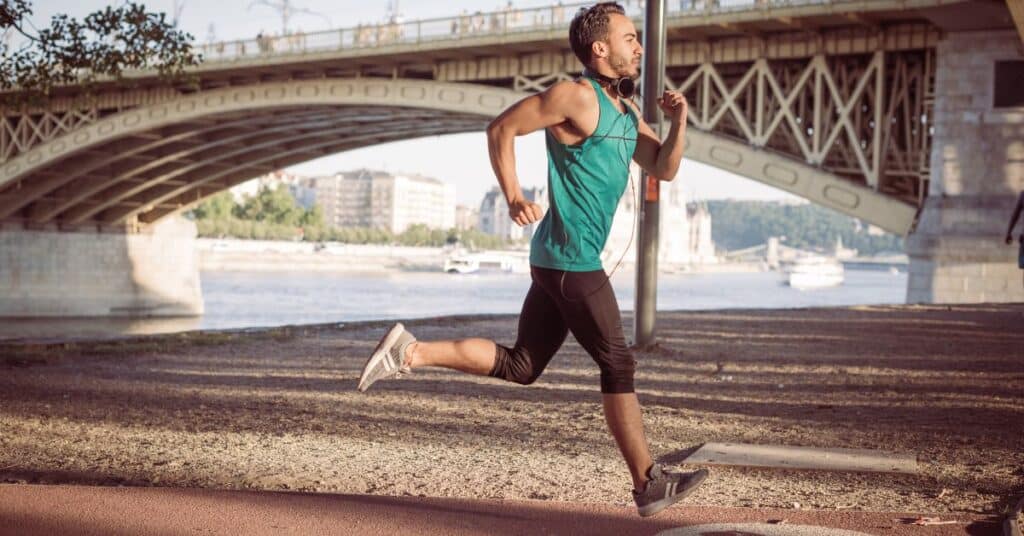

{"left": 610, "top": 55, "right": 638, "bottom": 79}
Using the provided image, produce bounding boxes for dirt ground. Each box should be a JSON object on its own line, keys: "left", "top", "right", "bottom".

{"left": 1, "top": 304, "right": 1022, "bottom": 518}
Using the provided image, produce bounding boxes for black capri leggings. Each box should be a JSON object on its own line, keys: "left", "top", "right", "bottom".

{"left": 489, "top": 265, "right": 637, "bottom": 394}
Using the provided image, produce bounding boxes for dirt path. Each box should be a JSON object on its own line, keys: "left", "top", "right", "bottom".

{"left": 1, "top": 304, "right": 1021, "bottom": 516}
{"left": 0, "top": 484, "right": 1002, "bottom": 536}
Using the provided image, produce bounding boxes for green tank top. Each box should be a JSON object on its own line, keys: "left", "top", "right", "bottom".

{"left": 530, "top": 77, "right": 639, "bottom": 271}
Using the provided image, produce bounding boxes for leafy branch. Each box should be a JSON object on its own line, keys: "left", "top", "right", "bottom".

{"left": 0, "top": 0, "right": 202, "bottom": 108}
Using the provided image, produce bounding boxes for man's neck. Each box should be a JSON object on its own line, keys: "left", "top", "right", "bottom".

{"left": 587, "top": 66, "right": 622, "bottom": 82}
{"left": 585, "top": 68, "right": 628, "bottom": 103}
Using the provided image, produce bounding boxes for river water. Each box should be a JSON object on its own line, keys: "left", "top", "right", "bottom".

{"left": 0, "top": 267, "right": 906, "bottom": 342}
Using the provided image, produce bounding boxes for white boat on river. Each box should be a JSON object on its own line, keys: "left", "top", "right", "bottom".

{"left": 784, "top": 255, "right": 845, "bottom": 289}
{"left": 443, "top": 250, "right": 530, "bottom": 274}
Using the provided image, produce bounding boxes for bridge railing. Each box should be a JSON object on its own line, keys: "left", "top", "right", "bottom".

{"left": 195, "top": 0, "right": 828, "bottom": 63}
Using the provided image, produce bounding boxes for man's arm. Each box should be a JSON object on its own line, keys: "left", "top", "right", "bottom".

{"left": 486, "top": 81, "right": 589, "bottom": 226}
{"left": 1006, "top": 192, "right": 1024, "bottom": 244}
{"left": 629, "top": 91, "right": 688, "bottom": 181}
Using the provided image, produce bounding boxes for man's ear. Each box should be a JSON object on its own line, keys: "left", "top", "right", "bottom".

{"left": 591, "top": 40, "right": 607, "bottom": 60}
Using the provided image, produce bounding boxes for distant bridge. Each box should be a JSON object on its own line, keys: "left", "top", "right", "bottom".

{"left": 2, "top": 0, "right": 1005, "bottom": 234}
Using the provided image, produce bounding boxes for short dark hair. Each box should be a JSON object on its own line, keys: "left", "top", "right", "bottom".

{"left": 568, "top": 2, "right": 626, "bottom": 68}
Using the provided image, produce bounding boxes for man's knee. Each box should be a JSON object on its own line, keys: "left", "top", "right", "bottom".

{"left": 509, "top": 367, "right": 542, "bottom": 385}
{"left": 599, "top": 354, "right": 636, "bottom": 394}
{"left": 492, "top": 345, "right": 547, "bottom": 385}
{"left": 506, "top": 346, "right": 545, "bottom": 385}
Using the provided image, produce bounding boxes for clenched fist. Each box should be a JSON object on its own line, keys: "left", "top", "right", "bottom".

{"left": 658, "top": 91, "right": 688, "bottom": 123}
{"left": 509, "top": 198, "right": 543, "bottom": 227}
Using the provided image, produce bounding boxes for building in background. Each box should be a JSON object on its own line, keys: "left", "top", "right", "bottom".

{"left": 604, "top": 164, "right": 717, "bottom": 267}
{"left": 455, "top": 205, "right": 479, "bottom": 231}
{"left": 304, "top": 169, "right": 456, "bottom": 233}
{"left": 291, "top": 176, "right": 318, "bottom": 210}
{"left": 477, "top": 186, "right": 548, "bottom": 241}
{"left": 229, "top": 170, "right": 306, "bottom": 202}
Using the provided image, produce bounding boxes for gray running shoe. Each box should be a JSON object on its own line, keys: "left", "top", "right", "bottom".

{"left": 633, "top": 464, "right": 708, "bottom": 517}
{"left": 357, "top": 323, "right": 416, "bottom": 392}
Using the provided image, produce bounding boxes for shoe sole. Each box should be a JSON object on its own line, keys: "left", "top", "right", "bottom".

{"left": 357, "top": 323, "right": 405, "bottom": 392}
{"left": 636, "top": 469, "right": 708, "bottom": 518}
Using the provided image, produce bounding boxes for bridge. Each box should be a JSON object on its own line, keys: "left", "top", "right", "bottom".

{"left": 1, "top": 0, "right": 1022, "bottom": 316}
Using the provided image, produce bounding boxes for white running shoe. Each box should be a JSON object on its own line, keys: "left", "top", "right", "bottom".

{"left": 357, "top": 323, "right": 416, "bottom": 392}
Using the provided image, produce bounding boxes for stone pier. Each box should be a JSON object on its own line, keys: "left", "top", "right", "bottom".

{"left": 907, "top": 30, "right": 1024, "bottom": 303}
{"left": 0, "top": 216, "right": 203, "bottom": 317}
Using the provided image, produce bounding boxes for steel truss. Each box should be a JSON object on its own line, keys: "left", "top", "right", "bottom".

{"left": 1, "top": 109, "right": 98, "bottom": 162}
{"left": 668, "top": 50, "right": 934, "bottom": 204}
{"left": 507, "top": 50, "right": 935, "bottom": 205}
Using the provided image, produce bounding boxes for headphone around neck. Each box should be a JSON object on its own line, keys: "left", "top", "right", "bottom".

{"left": 582, "top": 68, "right": 638, "bottom": 100}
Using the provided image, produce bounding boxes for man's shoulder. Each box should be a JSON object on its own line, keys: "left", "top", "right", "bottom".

{"left": 543, "top": 79, "right": 597, "bottom": 106}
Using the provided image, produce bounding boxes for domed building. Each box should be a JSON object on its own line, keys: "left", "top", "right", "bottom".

{"left": 603, "top": 164, "right": 717, "bottom": 270}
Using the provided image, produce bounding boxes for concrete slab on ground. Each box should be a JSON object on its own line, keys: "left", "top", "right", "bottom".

{"left": 682, "top": 443, "right": 919, "bottom": 474}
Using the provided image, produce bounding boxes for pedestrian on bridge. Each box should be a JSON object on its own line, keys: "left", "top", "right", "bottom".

{"left": 357, "top": 2, "right": 707, "bottom": 518}
{"left": 1005, "top": 191, "right": 1024, "bottom": 279}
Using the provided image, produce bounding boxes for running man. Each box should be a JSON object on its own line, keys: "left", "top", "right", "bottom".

{"left": 357, "top": 2, "right": 707, "bottom": 517}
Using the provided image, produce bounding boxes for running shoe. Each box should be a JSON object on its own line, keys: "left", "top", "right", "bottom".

{"left": 633, "top": 464, "right": 708, "bottom": 517}
{"left": 357, "top": 323, "right": 415, "bottom": 392}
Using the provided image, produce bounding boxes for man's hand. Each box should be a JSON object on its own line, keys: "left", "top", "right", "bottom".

{"left": 1007, "top": 234, "right": 1015, "bottom": 245}
{"left": 657, "top": 91, "right": 688, "bottom": 123}
{"left": 509, "top": 198, "right": 543, "bottom": 227}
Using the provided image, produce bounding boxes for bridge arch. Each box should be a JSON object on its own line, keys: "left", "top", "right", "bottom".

{"left": 0, "top": 78, "right": 913, "bottom": 232}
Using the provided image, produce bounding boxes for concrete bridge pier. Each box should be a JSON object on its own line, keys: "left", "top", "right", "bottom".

{"left": 0, "top": 216, "right": 203, "bottom": 317}
{"left": 907, "top": 30, "right": 1024, "bottom": 303}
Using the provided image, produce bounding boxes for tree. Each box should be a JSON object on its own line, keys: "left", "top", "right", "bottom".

{"left": 189, "top": 191, "right": 234, "bottom": 220}
{"left": 398, "top": 224, "right": 432, "bottom": 246}
{"left": 299, "top": 203, "right": 323, "bottom": 227}
{"left": 705, "top": 200, "right": 903, "bottom": 256}
{"left": 237, "top": 185, "right": 305, "bottom": 226}
{"left": 0, "top": 0, "right": 200, "bottom": 106}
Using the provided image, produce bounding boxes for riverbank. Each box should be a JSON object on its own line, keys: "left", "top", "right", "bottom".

{"left": 197, "top": 239, "right": 449, "bottom": 273}
{"left": 195, "top": 238, "right": 766, "bottom": 274}
{"left": 0, "top": 269, "right": 909, "bottom": 342}
{"left": 1, "top": 304, "right": 1021, "bottom": 517}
